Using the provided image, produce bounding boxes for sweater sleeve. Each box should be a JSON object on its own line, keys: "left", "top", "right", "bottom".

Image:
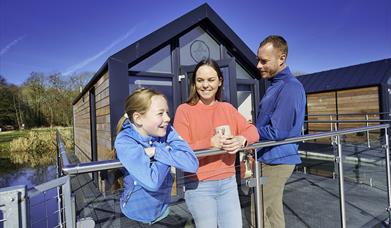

{"left": 153, "top": 126, "right": 199, "bottom": 173}
{"left": 229, "top": 104, "right": 259, "bottom": 145}
{"left": 173, "top": 105, "right": 212, "bottom": 150}
{"left": 257, "top": 83, "right": 302, "bottom": 140}
{"left": 115, "top": 133, "right": 170, "bottom": 192}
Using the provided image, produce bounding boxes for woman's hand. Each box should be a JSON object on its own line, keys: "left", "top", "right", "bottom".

{"left": 221, "top": 136, "right": 247, "bottom": 154}
{"left": 144, "top": 147, "right": 156, "bottom": 158}
{"left": 211, "top": 134, "right": 223, "bottom": 148}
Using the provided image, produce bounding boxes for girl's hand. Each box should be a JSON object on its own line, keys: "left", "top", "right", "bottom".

{"left": 144, "top": 147, "right": 156, "bottom": 158}
{"left": 221, "top": 136, "right": 247, "bottom": 154}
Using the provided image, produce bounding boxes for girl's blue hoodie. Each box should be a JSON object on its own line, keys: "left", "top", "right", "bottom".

{"left": 114, "top": 119, "right": 199, "bottom": 223}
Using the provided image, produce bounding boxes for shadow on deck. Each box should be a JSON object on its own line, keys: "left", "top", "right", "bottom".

{"left": 68, "top": 143, "right": 389, "bottom": 228}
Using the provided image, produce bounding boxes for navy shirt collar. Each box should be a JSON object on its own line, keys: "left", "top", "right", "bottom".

{"left": 269, "top": 66, "right": 292, "bottom": 84}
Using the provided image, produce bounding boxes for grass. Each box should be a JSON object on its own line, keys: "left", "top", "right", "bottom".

{"left": 0, "top": 130, "right": 30, "bottom": 159}
{"left": 0, "top": 127, "right": 73, "bottom": 174}
{"left": 0, "top": 130, "right": 29, "bottom": 173}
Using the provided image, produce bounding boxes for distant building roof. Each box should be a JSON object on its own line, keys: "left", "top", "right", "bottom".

{"left": 297, "top": 58, "right": 391, "bottom": 93}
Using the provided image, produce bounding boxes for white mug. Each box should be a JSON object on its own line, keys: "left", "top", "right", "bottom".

{"left": 215, "top": 125, "right": 232, "bottom": 138}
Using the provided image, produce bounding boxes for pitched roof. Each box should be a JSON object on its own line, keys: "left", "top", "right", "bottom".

{"left": 74, "top": 3, "right": 258, "bottom": 104}
{"left": 111, "top": 3, "right": 257, "bottom": 67}
{"left": 297, "top": 58, "right": 391, "bottom": 93}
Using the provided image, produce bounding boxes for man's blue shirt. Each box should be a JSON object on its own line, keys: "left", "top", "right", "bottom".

{"left": 256, "top": 67, "right": 306, "bottom": 164}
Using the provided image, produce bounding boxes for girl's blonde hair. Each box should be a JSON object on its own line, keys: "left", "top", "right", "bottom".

{"left": 110, "top": 87, "right": 166, "bottom": 191}
{"left": 115, "top": 87, "right": 163, "bottom": 135}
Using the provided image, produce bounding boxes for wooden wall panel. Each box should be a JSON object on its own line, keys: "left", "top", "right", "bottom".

{"left": 307, "top": 91, "right": 337, "bottom": 143}
{"left": 73, "top": 71, "right": 112, "bottom": 163}
{"left": 94, "top": 72, "right": 113, "bottom": 161}
{"left": 305, "top": 86, "right": 381, "bottom": 144}
{"left": 337, "top": 86, "right": 380, "bottom": 142}
{"left": 73, "top": 92, "right": 92, "bottom": 161}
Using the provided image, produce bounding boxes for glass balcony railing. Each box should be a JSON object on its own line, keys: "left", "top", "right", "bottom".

{"left": 1, "top": 123, "right": 390, "bottom": 228}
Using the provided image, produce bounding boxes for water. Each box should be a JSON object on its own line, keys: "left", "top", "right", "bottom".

{"left": 0, "top": 165, "right": 59, "bottom": 228}
{"left": 0, "top": 165, "right": 57, "bottom": 188}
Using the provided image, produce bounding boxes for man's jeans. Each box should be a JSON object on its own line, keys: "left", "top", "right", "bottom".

{"left": 185, "top": 176, "right": 242, "bottom": 228}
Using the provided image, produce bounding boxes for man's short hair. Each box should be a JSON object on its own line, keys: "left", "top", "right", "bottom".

{"left": 259, "top": 35, "right": 288, "bottom": 57}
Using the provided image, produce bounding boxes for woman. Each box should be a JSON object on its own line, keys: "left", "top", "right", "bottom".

{"left": 173, "top": 59, "right": 259, "bottom": 228}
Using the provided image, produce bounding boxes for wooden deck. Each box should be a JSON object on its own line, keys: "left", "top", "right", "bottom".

{"left": 68, "top": 142, "right": 389, "bottom": 228}
{"left": 70, "top": 172, "right": 254, "bottom": 227}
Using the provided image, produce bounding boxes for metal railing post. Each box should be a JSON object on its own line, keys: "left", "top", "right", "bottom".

{"left": 0, "top": 185, "right": 27, "bottom": 228}
{"left": 384, "top": 128, "right": 391, "bottom": 224}
{"left": 332, "top": 123, "right": 339, "bottom": 178}
{"left": 336, "top": 135, "right": 347, "bottom": 228}
{"left": 62, "top": 176, "right": 74, "bottom": 228}
{"left": 330, "top": 115, "right": 334, "bottom": 144}
{"left": 255, "top": 151, "right": 263, "bottom": 228}
{"left": 366, "top": 114, "right": 371, "bottom": 148}
{"left": 56, "top": 130, "right": 64, "bottom": 227}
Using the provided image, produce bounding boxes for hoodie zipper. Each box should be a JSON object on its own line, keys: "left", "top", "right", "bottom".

{"left": 122, "top": 181, "right": 136, "bottom": 207}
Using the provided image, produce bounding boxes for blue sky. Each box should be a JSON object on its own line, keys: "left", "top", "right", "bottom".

{"left": 1, "top": 0, "right": 390, "bottom": 85}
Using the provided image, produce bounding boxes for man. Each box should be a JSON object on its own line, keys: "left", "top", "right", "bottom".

{"left": 255, "top": 35, "right": 306, "bottom": 227}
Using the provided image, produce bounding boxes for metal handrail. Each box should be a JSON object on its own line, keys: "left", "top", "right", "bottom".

{"left": 57, "top": 124, "right": 391, "bottom": 228}
{"left": 306, "top": 111, "right": 390, "bottom": 117}
{"left": 303, "top": 117, "right": 391, "bottom": 149}
{"left": 305, "top": 120, "right": 391, "bottom": 123}
{"left": 56, "top": 131, "right": 70, "bottom": 168}
{"left": 61, "top": 124, "right": 388, "bottom": 175}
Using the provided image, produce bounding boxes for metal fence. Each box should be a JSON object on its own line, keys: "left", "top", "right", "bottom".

{"left": 1, "top": 123, "right": 390, "bottom": 228}
{"left": 0, "top": 175, "right": 73, "bottom": 228}
{"left": 59, "top": 124, "right": 391, "bottom": 228}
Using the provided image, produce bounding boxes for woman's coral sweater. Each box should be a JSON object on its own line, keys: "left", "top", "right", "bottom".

{"left": 173, "top": 101, "right": 259, "bottom": 181}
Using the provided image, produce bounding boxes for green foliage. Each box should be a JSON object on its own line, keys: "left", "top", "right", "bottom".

{"left": 0, "top": 75, "right": 18, "bottom": 126}
{"left": 8, "top": 128, "right": 73, "bottom": 167}
{"left": 0, "top": 72, "right": 93, "bottom": 129}
{"left": 0, "top": 130, "right": 29, "bottom": 173}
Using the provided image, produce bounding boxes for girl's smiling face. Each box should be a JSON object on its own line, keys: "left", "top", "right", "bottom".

{"left": 135, "top": 95, "right": 170, "bottom": 137}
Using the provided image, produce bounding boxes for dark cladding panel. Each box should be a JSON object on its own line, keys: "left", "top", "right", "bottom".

{"left": 108, "top": 58, "right": 129, "bottom": 140}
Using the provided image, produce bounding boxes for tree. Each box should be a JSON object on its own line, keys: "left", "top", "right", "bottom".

{"left": 0, "top": 75, "right": 18, "bottom": 128}
{"left": 22, "top": 72, "right": 47, "bottom": 127}
{"left": 46, "top": 73, "right": 66, "bottom": 127}
{"left": 0, "top": 71, "right": 93, "bottom": 129}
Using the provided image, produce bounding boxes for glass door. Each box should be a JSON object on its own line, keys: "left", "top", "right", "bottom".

{"left": 128, "top": 71, "right": 179, "bottom": 119}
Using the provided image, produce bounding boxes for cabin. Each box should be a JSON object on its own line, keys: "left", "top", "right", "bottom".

{"left": 298, "top": 58, "right": 391, "bottom": 142}
{"left": 72, "top": 3, "right": 262, "bottom": 189}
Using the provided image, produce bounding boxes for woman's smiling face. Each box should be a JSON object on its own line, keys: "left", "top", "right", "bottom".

{"left": 195, "top": 65, "right": 222, "bottom": 105}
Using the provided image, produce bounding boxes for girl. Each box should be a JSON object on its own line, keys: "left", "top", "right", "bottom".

{"left": 173, "top": 59, "right": 259, "bottom": 228}
{"left": 114, "top": 87, "right": 198, "bottom": 226}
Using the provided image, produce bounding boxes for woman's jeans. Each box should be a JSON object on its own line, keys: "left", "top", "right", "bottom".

{"left": 185, "top": 176, "right": 242, "bottom": 228}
